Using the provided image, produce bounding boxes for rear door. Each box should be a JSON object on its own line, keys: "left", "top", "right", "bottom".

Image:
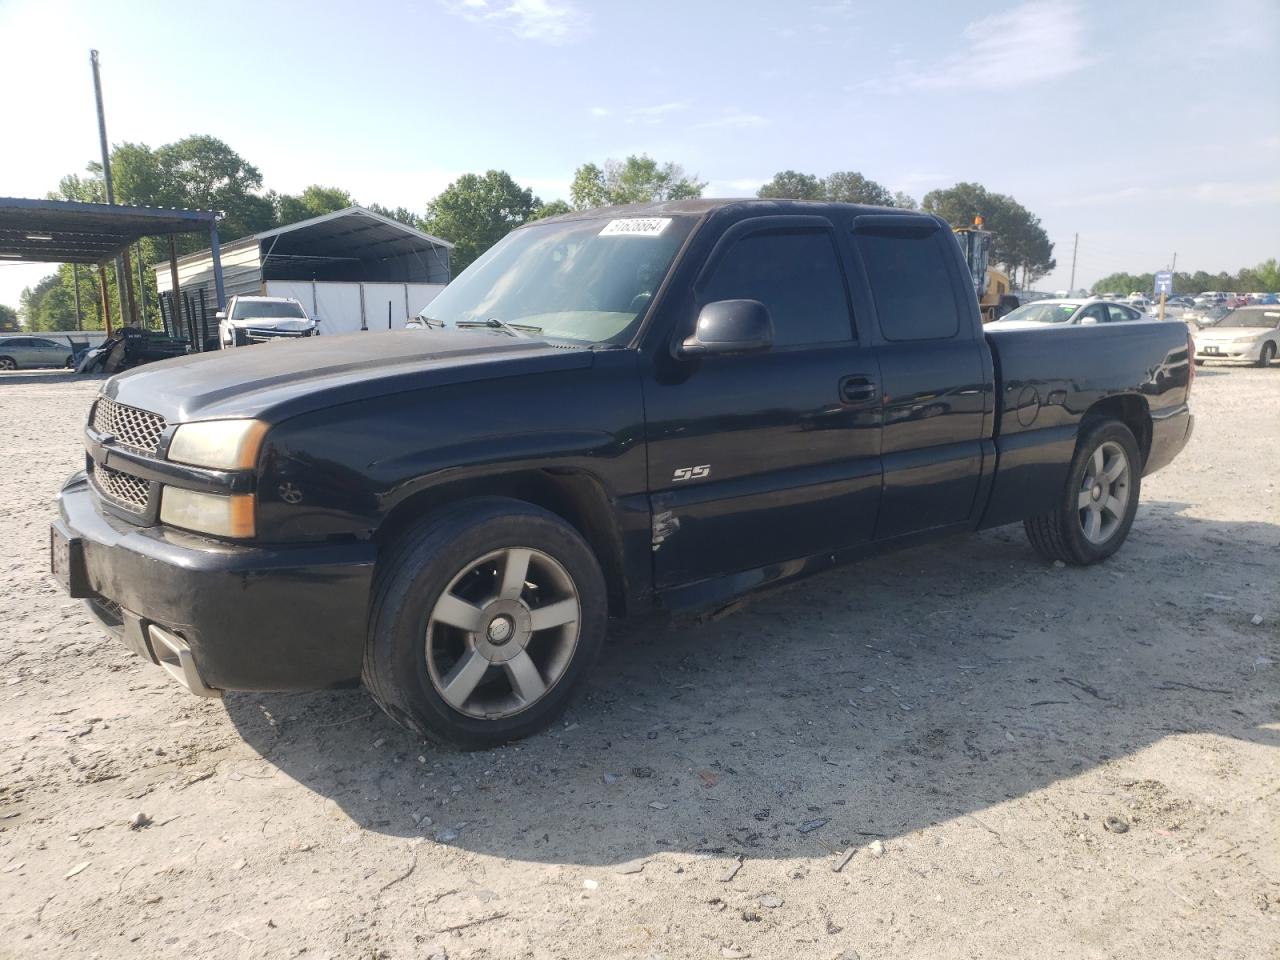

{"left": 31, "top": 337, "right": 67, "bottom": 366}
{"left": 643, "top": 216, "right": 883, "bottom": 588}
{"left": 848, "top": 215, "right": 992, "bottom": 540}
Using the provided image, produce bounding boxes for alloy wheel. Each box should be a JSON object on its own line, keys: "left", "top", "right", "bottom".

{"left": 1078, "top": 440, "right": 1130, "bottom": 544}
{"left": 425, "top": 547, "right": 581, "bottom": 719}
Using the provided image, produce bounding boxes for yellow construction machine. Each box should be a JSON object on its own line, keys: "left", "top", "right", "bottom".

{"left": 952, "top": 216, "right": 1019, "bottom": 322}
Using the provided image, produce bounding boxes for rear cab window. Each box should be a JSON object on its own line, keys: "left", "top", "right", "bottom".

{"left": 852, "top": 221, "right": 962, "bottom": 341}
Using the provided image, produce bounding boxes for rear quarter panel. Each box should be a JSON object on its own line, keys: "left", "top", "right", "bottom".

{"left": 979, "top": 321, "right": 1191, "bottom": 528}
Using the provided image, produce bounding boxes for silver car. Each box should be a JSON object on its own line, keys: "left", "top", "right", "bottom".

{"left": 0, "top": 335, "right": 75, "bottom": 370}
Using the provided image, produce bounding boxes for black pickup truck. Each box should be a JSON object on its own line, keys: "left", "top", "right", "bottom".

{"left": 52, "top": 200, "right": 1195, "bottom": 747}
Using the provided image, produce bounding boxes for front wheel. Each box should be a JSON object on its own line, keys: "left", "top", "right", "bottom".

{"left": 363, "top": 498, "right": 607, "bottom": 749}
{"left": 1024, "top": 420, "right": 1142, "bottom": 565}
{"left": 1258, "top": 342, "right": 1276, "bottom": 368}
{"left": 0, "top": 357, "right": 16, "bottom": 371}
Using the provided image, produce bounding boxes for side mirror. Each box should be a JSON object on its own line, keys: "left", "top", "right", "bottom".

{"left": 678, "top": 299, "right": 773, "bottom": 357}
{"left": 215, "top": 311, "right": 226, "bottom": 320}
{"left": 1080, "top": 315, "right": 1099, "bottom": 325}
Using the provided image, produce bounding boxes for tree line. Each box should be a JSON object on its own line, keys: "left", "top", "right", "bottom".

{"left": 1090, "top": 261, "right": 1279, "bottom": 297}
{"left": 14, "top": 132, "right": 1064, "bottom": 330}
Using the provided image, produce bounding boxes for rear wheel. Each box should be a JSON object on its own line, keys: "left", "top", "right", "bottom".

{"left": 0, "top": 357, "right": 15, "bottom": 371}
{"left": 1258, "top": 341, "right": 1276, "bottom": 368}
{"left": 363, "top": 498, "right": 607, "bottom": 749}
{"left": 1025, "top": 420, "right": 1142, "bottom": 565}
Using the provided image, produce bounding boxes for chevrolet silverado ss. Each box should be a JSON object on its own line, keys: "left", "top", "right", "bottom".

{"left": 52, "top": 200, "right": 1195, "bottom": 747}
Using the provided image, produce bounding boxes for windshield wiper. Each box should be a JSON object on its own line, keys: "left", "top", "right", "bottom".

{"left": 457, "top": 317, "right": 542, "bottom": 338}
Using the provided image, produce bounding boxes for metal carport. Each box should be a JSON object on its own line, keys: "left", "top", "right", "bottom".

{"left": 0, "top": 197, "right": 224, "bottom": 334}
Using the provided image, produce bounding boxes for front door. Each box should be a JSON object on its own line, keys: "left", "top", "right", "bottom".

{"left": 643, "top": 217, "right": 883, "bottom": 589}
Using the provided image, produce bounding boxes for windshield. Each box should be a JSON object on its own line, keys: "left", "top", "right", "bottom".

{"left": 998, "top": 301, "right": 1081, "bottom": 324}
{"left": 420, "top": 215, "right": 696, "bottom": 345}
{"left": 1193, "top": 305, "right": 1234, "bottom": 326}
{"left": 1213, "top": 308, "right": 1280, "bottom": 329}
{"left": 230, "top": 300, "right": 306, "bottom": 320}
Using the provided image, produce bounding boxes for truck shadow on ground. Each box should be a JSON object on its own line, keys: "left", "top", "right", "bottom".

{"left": 224, "top": 502, "right": 1278, "bottom": 866}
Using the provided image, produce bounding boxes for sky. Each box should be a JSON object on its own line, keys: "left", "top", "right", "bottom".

{"left": 1, "top": 0, "right": 1278, "bottom": 309}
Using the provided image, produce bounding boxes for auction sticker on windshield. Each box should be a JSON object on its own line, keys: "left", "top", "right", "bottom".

{"left": 599, "top": 218, "right": 672, "bottom": 237}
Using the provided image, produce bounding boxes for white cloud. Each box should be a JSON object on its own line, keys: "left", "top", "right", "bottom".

{"left": 1192, "top": 178, "right": 1280, "bottom": 207}
{"left": 589, "top": 106, "right": 611, "bottom": 117}
{"left": 697, "top": 111, "right": 768, "bottom": 130}
{"left": 441, "top": 0, "right": 588, "bottom": 44}
{"left": 870, "top": 1, "right": 1090, "bottom": 93}
{"left": 628, "top": 101, "right": 690, "bottom": 124}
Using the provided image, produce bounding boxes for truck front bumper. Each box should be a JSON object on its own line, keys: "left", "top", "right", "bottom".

{"left": 52, "top": 472, "right": 376, "bottom": 694}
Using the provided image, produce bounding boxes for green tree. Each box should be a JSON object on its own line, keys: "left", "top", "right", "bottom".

{"left": 757, "top": 169, "right": 898, "bottom": 206}
{"left": 922, "top": 182, "right": 1055, "bottom": 288}
{"left": 569, "top": 155, "right": 705, "bottom": 209}
{"left": 422, "top": 170, "right": 540, "bottom": 272}
{"left": 822, "top": 171, "right": 893, "bottom": 206}
{"left": 891, "top": 191, "right": 918, "bottom": 210}
{"left": 272, "top": 185, "right": 354, "bottom": 226}
{"left": 757, "top": 170, "right": 824, "bottom": 200}
{"left": 366, "top": 203, "right": 422, "bottom": 227}
{"left": 530, "top": 199, "right": 572, "bottom": 221}
{"left": 0, "top": 304, "right": 18, "bottom": 331}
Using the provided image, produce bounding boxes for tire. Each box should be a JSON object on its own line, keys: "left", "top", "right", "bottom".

{"left": 65, "top": 356, "right": 76, "bottom": 368}
{"left": 363, "top": 497, "right": 608, "bottom": 749}
{"left": 1024, "top": 420, "right": 1142, "bottom": 566}
{"left": 0, "top": 356, "right": 15, "bottom": 371}
{"left": 1258, "top": 341, "right": 1276, "bottom": 368}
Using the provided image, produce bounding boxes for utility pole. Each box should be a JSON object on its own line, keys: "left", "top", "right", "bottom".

{"left": 135, "top": 241, "right": 147, "bottom": 327}
{"left": 91, "top": 49, "right": 130, "bottom": 326}
{"left": 1068, "top": 233, "right": 1079, "bottom": 295}
{"left": 72, "top": 263, "right": 82, "bottom": 328}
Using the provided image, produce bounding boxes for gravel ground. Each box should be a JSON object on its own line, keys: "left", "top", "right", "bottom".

{"left": 1, "top": 365, "right": 1277, "bottom": 960}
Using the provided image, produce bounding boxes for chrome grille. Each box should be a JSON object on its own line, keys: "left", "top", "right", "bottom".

{"left": 93, "top": 464, "right": 150, "bottom": 513}
{"left": 92, "top": 397, "right": 167, "bottom": 454}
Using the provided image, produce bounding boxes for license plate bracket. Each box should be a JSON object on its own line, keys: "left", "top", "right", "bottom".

{"left": 50, "top": 524, "right": 92, "bottom": 598}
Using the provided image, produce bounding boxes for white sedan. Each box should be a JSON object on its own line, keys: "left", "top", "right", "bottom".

{"left": 1193, "top": 306, "right": 1280, "bottom": 367}
{"left": 986, "top": 297, "right": 1147, "bottom": 330}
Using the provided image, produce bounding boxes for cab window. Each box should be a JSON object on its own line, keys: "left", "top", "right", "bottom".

{"left": 698, "top": 228, "right": 854, "bottom": 346}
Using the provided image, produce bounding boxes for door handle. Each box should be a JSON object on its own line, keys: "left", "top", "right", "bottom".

{"left": 839, "top": 375, "right": 878, "bottom": 405}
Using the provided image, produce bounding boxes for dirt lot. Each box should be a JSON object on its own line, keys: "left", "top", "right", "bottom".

{"left": 1, "top": 365, "right": 1276, "bottom": 960}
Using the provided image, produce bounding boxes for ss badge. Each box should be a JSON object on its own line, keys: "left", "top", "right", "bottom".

{"left": 672, "top": 464, "right": 710, "bottom": 482}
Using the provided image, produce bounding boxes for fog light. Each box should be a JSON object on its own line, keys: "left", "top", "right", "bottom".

{"left": 160, "top": 488, "right": 255, "bottom": 538}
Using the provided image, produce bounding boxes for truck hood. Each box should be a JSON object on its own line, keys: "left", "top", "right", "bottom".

{"left": 225, "top": 316, "right": 315, "bottom": 331}
{"left": 103, "top": 329, "right": 593, "bottom": 423}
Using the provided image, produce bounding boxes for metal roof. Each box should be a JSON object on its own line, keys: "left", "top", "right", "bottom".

{"left": 250, "top": 205, "right": 452, "bottom": 258}
{"left": 0, "top": 197, "right": 216, "bottom": 264}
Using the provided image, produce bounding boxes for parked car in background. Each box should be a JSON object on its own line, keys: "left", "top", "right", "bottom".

{"left": 218, "top": 296, "right": 318, "bottom": 348}
{"left": 1226, "top": 296, "right": 1252, "bottom": 309}
{"left": 987, "top": 297, "right": 1146, "bottom": 329}
{"left": 1193, "top": 306, "right": 1280, "bottom": 366}
{"left": 0, "top": 335, "right": 75, "bottom": 370}
{"left": 1193, "top": 292, "right": 1227, "bottom": 307}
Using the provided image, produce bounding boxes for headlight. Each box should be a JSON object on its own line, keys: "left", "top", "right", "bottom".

{"left": 160, "top": 488, "right": 256, "bottom": 538}
{"left": 167, "top": 419, "right": 268, "bottom": 470}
